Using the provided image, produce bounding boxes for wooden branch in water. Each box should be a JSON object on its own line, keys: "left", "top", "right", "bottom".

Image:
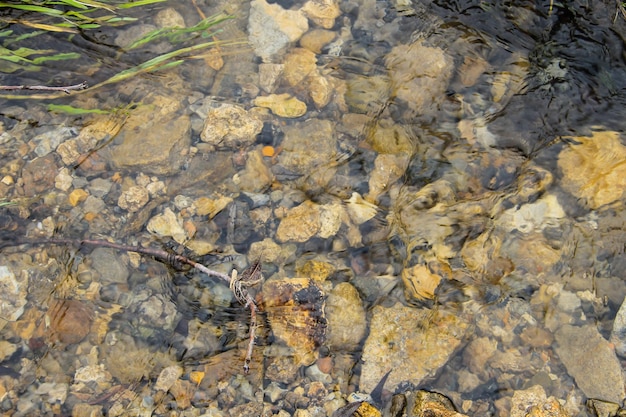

{"left": 2, "top": 236, "right": 261, "bottom": 373}
{"left": 0, "top": 81, "right": 88, "bottom": 94}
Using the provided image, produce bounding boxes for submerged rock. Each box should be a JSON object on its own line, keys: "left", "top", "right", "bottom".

{"left": 200, "top": 104, "right": 263, "bottom": 150}
{"left": 47, "top": 299, "right": 93, "bottom": 344}
{"left": 510, "top": 385, "right": 570, "bottom": 417}
{"left": 253, "top": 94, "right": 307, "bottom": 118}
{"left": 386, "top": 40, "right": 454, "bottom": 118}
{"left": 0, "top": 265, "right": 27, "bottom": 322}
{"left": 275, "top": 200, "right": 343, "bottom": 242}
{"left": 262, "top": 278, "right": 327, "bottom": 366}
{"left": 147, "top": 207, "right": 188, "bottom": 244}
{"left": 555, "top": 324, "right": 625, "bottom": 404}
{"left": 108, "top": 98, "right": 190, "bottom": 176}
{"left": 360, "top": 303, "right": 471, "bottom": 393}
{"left": 117, "top": 185, "right": 149, "bottom": 213}
{"left": 302, "top": 0, "right": 341, "bottom": 29}
{"left": 248, "top": 0, "right": 308, "bottom": 60}
{"left": 325, "top": 282, "right": 366, "bottom": 351}
{"left": 557, "top": 131, "right": 626, "bottom": 209}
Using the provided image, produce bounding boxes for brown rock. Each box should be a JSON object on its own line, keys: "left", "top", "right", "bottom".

{"left": 108, "top": 100, "right": 190, "bottom": 176}
{"left": 68, "top": 189, "right": 89, "bottom": 207}
{"left": 21, "top": 154, "right": 57, "bottom": 196}
{"left": 510, "top": 385, "right": 570, "bottom": 417}
{"left": 402, "top": 264, "right": 442, "bottom": 302}
{"left": 386, "top": 40, "right": 453, "bottom": 117}
{"left": 555, "top": 324, "right": 625, "bottom": 403}
{"left": 283, "top": 48, "right": 317, "bottom": 86}
{"left": 407, "top": 390, "right": 469, "bottom": 417}
{"left": 47, "top": 299, "right": 93, "bottom": 345}
{"left": 276, "top": 201, "right": 321, "bottom": 243}
{"left": 262, "top": 278, "right": 326, "bottom": 366}
{"left": 302, "top": 0, "right": 341, "bottom": 28}
{"left": 300, "top": 29, "right": 336, "bottom": 53}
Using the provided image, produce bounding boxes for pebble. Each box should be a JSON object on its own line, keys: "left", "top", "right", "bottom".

{"left": 302, "top": 0, "right": 341, "bottom": 28}
{"left": 276, "top": 200, "right": 322, "bottom": 243}
{"left": 200, "top": 104, "right": 263, "bottom": 150}
{"left": 259, "top": 63, "right": 284, "bottom": 93}
{"left": 510, "top": 385, "right": 569, "bottom": 417}
{"left": 21, "top": 154, "right": 57, "bottom": 196}
{"left": 68, "top": 189, "right": 89, "bottom": 206}
{"left": 253, "top": 94, "right": 307, "bottom": 118}
{"left": 299, "top": 29, "right": 336, "bottom": 54}
{"left": 325, "top": 282, "right": 367, "bottom": 351}
{"left": 283, "top": 48, "right": 317, "bottom": 87}
{"left": 154, "top": 365, "right": 183, "bottom": 392}
{"left": 88, "top": 177, "right": 112, "bottom": 198}
{"left": 0, "top": 265, "right": 27, "bottom": 321}
{"left": 90, "top": 247, "right": 129, "bottom": 285}
{"left": 154, "top": 7, "right": 185, "bottom": 28}
{"left": 54, "top": 168, "right": 73, "bottom": 191}
{"left": 386, "top": 40, "right": 454, "bottom": 118}
{"left": 117, "top": 186, "right": 149, "bottom": 213}
{"left": 108, "top": 101, "right": 191, "bottom": 176}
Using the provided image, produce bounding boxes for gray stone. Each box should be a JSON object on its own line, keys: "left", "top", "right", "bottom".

{"left": 611, "top": 296, "right": 626, "bottom": 359}
{"left": 32, "top": 127, "right": 75, "bottom": 157}
{"left": 90, "top": 247, "right": 129, "bottom": 285}
{"left": 88, "top": 178, "right": 113, "bottom": 198}
{"left": 0, "top": 265, "right": 27, "bottom": 321}
{"left": 555, "top": 324, "right": 625, "bottom": 403}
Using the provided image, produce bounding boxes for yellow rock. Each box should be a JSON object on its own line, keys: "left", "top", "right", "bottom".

{"left": 276, "top": 201, "right": 321, "bottom": 242}
{"left": 253, "top": 94, "right": 307, "bottom": 118}
{"left": 194, "top": 195, "right": 232, "bottom": 218}
{"left": 68, "top": 189, "right": 89, "bottom": 206}
{"left": 302, "top": 0, "right": 341, "bottom": 28}
{"left": 307, "top": 71, "right": 333, "bottom": 109}
{"left": 402, "top": 264, "right": 442, "bottom": 301}
{"left": 283, "top": 48, "right": 317, "bottom": 86}
{"left": 558, "top": 131, "right": 626, "bottom": 209}
{"left": 296, "top": 259, "right": 335, "bottom": 282}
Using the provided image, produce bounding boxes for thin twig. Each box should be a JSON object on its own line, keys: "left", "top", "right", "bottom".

{"left": 3, "top": 236, "right": 261, "bottom": 372}
{"left": 0, "top": 82, "right": 88, "bottom": 94}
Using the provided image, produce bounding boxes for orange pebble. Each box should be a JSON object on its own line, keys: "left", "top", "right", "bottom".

{"left": 83, "top": 212, "right": 97, "bottom": 222}
{"left": 261, "top": 145, "right": 275, "bottom": 157}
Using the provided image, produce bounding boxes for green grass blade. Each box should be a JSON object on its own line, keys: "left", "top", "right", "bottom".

{"left": 47, "top": 104, "right": 111, "bottom": 114}
{"left": 0, "top": 3, "right": 65, "bottom": 16}
{"left": 117, "top": 0, "right": 167, "bottom": 8}
{"left": 32, "top": 52, "right": 80, "bottom": 64}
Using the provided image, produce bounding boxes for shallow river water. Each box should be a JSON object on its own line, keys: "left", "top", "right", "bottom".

{"left": 1, "top": 0, "right": 626, "bottom": 416}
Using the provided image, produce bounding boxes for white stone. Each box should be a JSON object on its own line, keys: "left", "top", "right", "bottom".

{"left": 248, "top": 0, "right": 308, "bottom": 60}
{"left": 0, "top": 266, "right": 26, "bottom": 321}
{"left": 147, "top": 208, "right": 187, "bottom": 244}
